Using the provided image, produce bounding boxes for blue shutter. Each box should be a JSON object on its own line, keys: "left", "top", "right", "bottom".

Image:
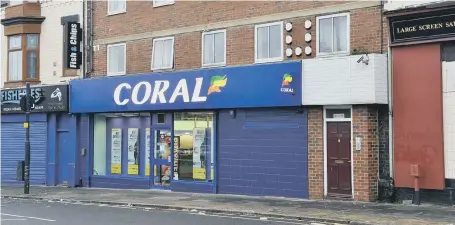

{"left": 218, "top": 108, "right": 309, "bottom": 198}
{"left": 1, "top": 122, "right": 47, "bottom": 185}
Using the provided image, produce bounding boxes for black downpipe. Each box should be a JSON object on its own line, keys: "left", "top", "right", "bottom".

{"left": 380, "top": 0, "right": 384, "bottom": 54}
{"left": 82, "top": 0, "right": 86, "bottom": 79}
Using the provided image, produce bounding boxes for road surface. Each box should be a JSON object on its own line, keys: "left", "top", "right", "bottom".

{"left": 1, "top": 198, "right": 335, "bottom": 225}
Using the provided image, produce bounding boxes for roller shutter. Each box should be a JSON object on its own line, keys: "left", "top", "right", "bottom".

{"left": 1, "top": 122, "right": 47, "bottom": 185}
{"left": 217, "top": 108, "right": 308, "bottom": 198}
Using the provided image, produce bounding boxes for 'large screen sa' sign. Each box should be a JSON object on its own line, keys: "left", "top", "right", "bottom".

{"left": 66, "top": 21, "right": 82, "bottom": 69}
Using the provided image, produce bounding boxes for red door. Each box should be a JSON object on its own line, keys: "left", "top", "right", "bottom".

{"left": 327, "top": 122, "right": 352, "bottom": 197}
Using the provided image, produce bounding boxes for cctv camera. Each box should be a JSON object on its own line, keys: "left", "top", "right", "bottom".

{"left": 357, "top": 54, "right": 369, "bottom": 65}
{"left": 357, "top": 55, "right": 364, "bottom": 63}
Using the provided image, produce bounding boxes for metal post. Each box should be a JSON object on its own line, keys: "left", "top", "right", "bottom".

{"left": 24, "top": 82, "right": 31, "bottom": 194}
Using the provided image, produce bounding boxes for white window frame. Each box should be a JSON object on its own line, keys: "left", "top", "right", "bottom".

{"left": 107, "top": 43, "right": 127, "bottom": 76}
{"left": 151, "top": 36, "right": 175, "bottom": 71}
{"left": 254, "top": 21, "right": 284, "bottom": 64}
{"left": 153, "top": 0, "right": 174, "bottom": 8}
{"left": 201, "top": 29, "right": 226, "bottom": 67}
{"left": 316, "top": 13, "right": 350, "bottom": 57}
{"left": 108, "top": 0, "right": 127, "bottom": 16}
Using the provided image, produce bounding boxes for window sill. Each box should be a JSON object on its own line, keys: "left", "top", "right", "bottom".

{"left": 316, "top": 52, "right": 350, "bottom": 58}
{"left": 107, "top": 10, "right": 126, "bottom": 16}
{"left": 254, "top": 57, "right": 283, "bottom": 64}
{"left": 151, "top": 67, "right": 174, "bottom": 72}
{"left": 201, "top": 63, "right": 226, "bottom": 69}
{"left": 3, "top": 79, "right": 40, "bottom": 88}
{"left": 107, "top": 72, "right": 126, "bottom": 76}
{"left": 153, "top": 2, "right": 174, "bottom": 8}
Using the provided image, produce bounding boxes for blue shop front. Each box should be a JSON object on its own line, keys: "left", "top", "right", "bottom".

{"left": 70, "top": 61, "right": 309, "bottom": 198}
{"left": 0, "top": 84, "right": 79, "bottom": 187}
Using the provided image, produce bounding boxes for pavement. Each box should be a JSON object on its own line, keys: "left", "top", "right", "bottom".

{"left": 1, "top": 185, "right": 455, "bottom": 225}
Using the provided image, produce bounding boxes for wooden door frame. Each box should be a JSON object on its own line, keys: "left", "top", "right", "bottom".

{"left": 323, "top": 105, "right": 354, "bottom": 198}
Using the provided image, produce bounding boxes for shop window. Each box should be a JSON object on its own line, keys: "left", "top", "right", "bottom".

{"left": 317, "top": 13, "right": 350, "bottom": 55}
{"left": 255, "top": 21, "right": 283, "bottom": 63}
{"left": 151, "top": 36, "right": 174, "bottom": 70}
{"left": 93, "top": 113, "right": 151, "bottom": 176}
{"left": 202, "top": 30, "right": 226, "bottom": 67}
{"left": 173, "top": 112, "right": 214, "bottom": 182}
{"left": 108, "top": 0, "right": 126, "bottom": 15}
{"left": 7, "top": 34, "right": 39, "bottom": 82}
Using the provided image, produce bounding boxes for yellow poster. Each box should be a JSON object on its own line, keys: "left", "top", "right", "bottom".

{"left": 111, "top": 164, "right": 121, "bottom": 174}
{"left": 193, "top": 168, "right": 206, "bottom": 180}
{"left": 128, "top": 165, "right": 138, "bottom": 175}
{"left": 145, "top": 165, "right": 150, "bottom": 176}
{"left": 211, "top": 169, "right": 214, "bottom": 180}
{"left": 154, "top": 165, "right": 157, "bottom": 176}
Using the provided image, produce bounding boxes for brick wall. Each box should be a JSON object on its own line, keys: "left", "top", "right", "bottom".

{"left": 90, "top": 2, "right": 386, "bottom": 77}
{"left": 352, "top": 105, "right": 379, "bottom": 201}
{"left": 308, "top": 107, "right": 324, "bottom": 199}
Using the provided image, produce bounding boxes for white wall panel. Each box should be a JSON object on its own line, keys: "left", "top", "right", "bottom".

{"left": 443, "top": 61, "right": 455, "bottom": 179}
{"left": 302, "top": 54, "right": 388, "bottom": 105}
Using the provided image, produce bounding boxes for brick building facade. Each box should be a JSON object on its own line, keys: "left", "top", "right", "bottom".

{"left": 79, "top": 0, "right": 390, "bottom": 201}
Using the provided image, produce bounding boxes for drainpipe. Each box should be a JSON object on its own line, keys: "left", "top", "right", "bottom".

{"left": 82, "top": 0, "right": 86, "bottom": 79}
{"left": 387, "top": 46, "right": 393, "bottom": 178}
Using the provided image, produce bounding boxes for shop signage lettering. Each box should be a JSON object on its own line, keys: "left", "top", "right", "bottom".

{"left": 1, "top": 85, "right": 69, "bottom": 113}
{"left": 113, "top": 78, "right": 207, "bottom": 106}
{"left": 66, "top": 21, "right": 82, "bottom": 69}
{"left": 390, "top": 10, "right": 455, "bottom": 44}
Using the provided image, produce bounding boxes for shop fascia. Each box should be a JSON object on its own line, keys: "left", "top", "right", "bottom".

{"left": 114, "top": 77, "right": 209, "bottom": 106}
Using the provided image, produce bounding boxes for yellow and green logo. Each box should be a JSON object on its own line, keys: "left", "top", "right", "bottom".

{"left": 207, "top": 75, "right": 227, "bottom": 95}
{"left": 282, "top": 73, "right": 292, "bottom": 87}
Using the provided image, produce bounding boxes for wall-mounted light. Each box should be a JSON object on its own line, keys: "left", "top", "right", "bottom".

{"left": 229, "top": 109, "right": 236, "bottom": 119}
{"left": 285, "top": 35, "right": 293, "bottom": 44}
{"left": 304, "top": 20, "right": 312, "bottom": 29}
{"left": 286, "top": 48, "right": 293, "bottom": 57}
{"left": 305, "top": 46, "right": 312, "bottom": 56}
{"left": 305, "top": 33, "right": 312, "bottom": 42}
{"left": 295, "top": 47, "right": 303, "bottom": 56}
{"left": 285, "top": 22, "right": 293, "bottom": 32}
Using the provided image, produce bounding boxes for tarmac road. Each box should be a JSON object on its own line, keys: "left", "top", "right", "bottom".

{"left": 0, "top": 198, "right": 335, "bottom": 225}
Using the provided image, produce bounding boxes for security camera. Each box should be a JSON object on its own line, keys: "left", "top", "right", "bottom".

{"left": 357, "top": 54, "right": 369, "bottom": 65}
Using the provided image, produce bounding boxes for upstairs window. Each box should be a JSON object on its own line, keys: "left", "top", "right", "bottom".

{"left": 108, "top": 0, "right": 126, "bottom": 15}
{"left": 107, "top": 43, "right": 126, "bottom": 76}
{"left": 151, "top": 37, "right": 174, "bottom": 70}
{"left": 202, "top": 30, "right": 226, "bottom": 67}
{"left": 153, "top": 0, "right": 174, "bottom": 7}
{"left": 7, "top": 34, "right": 39, "bottom": 82}
{"left": 317, "top": 13, "right": 350, "bottom": 55}
{"left": 255, "top": 22, "right": 283, "bottom": 63}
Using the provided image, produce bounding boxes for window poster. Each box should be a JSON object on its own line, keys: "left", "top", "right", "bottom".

{"left": 145, "top": 128, "right": 151, "bottom": 176}
{"left": 127, "top": 128, "right": 139, "bottom": 175}
{"left": 193, "top": 128, "right": 206, "bottom": 180}
{"left": 173, "top": 136, "right": 180, "bottom": 180}
{"left": 111, "top": 128, "right": 122, "bottom": 174}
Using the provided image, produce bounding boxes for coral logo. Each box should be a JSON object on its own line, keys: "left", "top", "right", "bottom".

{"left": 281, "top": 73, "right": 294, "bottom": 93}
{"left": 207, "top": 75, "right": 227, "bottom": 95}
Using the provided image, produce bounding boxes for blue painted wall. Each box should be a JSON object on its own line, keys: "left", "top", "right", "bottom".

{"left": 45, "top": 113, "right": 76, "bottom": 187}
{"left": 78, "top": 115, "right": 90, "bottom": 186}
{"left": 217, "top": 107, "right": 309, "bottom": 198}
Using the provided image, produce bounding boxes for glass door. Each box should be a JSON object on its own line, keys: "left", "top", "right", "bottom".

{"left": 151, "top": 129, "right": 172, "bottom": 188}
